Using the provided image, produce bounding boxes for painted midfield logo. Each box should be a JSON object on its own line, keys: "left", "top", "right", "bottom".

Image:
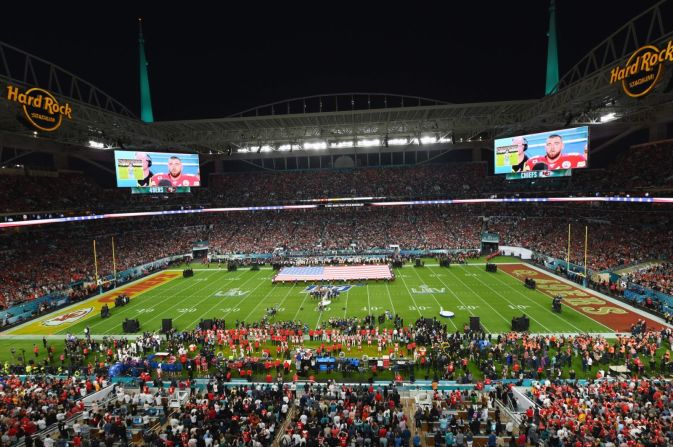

{"left": 214, "top": 288, "right": 249, "bottom": 297}
{"left": 411, "top": 285, "right": 445, "bottom": 294}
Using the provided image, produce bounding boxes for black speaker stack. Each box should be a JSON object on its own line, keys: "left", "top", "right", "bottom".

{"left": 162, "top": 318, "right": 173, "bottom": 333}
{"left": 524, "top": 278, "right": 536, "bottom": 289}
{"left": 122, "top": 319, "right": 140, "bottom": 333}
{"left": 486, "top": 263, "right": 497, "bottom": 273}
{"left": 511, "top": 315, "right": 530, "bottom": 332}
{"left": 392, "top": 260, "right": 404, "bottom": 268}
{"left": 469, "top": 316, "right": 481, "bottom": 332}
{"left": 414, "top": 259, "right": 424, "bottom": 268}
{"left": 439, "top": 258, "right": 451, "bottom": 268}
{"left": 200, "top": 319, "right": 213, "bottom": 330}
{"left": 183, "top": 269, "right": 194, "bottom": 278}
{"left": 100, "top": 305, "right": 110, "bottom": 319}
{"left": 227, "top": 263, "right": 238, "bottom": 272}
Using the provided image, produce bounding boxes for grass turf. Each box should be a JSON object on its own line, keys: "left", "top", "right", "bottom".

{"left": 10, "top": 257, "right": 610, "bottom": 337}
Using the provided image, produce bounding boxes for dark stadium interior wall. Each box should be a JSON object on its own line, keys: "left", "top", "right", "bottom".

{"left": 216, "top": 149, "right": 479, "bottom": 174}
{"left": 587, "top": 128, "right": 649, "bottom": 168}
{"left": 199, "top": 160, "right": 213, "bottom": 186}
{"left": 0, "top": 150, "right": 54, "bottom": 171}
{"left": 482, "top": 148, "right": 494, "bottom": 175}
{"left": 219, "top": 160, "right": 267, "bottom": 172}
{"left": 68, "top": 157, "right": 116, "bottom": 187}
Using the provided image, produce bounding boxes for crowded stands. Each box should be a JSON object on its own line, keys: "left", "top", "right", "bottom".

{"left": 1, "top": 131, "right": 673, "bottom": 447}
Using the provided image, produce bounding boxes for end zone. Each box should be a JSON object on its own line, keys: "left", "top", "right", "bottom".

{"left": 4, "top": 271, "right": 180, "bottom": 336}
{"left": 499, "top": 264, "right": 665, "bottom": 332}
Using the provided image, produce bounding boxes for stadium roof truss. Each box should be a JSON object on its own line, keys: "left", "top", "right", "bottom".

{"left": 0, "top": 0, "right": 672, "bottom": 159}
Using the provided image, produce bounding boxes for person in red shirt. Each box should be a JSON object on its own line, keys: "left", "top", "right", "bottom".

{"left": 525, "top": 134, "right": 587, "bottom": 171}
{"left": 150, "top": 155, "right": 200, "bottom": 187}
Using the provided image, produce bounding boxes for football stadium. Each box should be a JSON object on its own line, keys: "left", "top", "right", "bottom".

{"left": 1, "top": 2, "right": 673, "bottom": 446}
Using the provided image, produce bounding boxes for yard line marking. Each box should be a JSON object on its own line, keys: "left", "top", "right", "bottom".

{"left": 241, "top": 282, "right": 296, "bottom": 322}
{"left": 395, "top": 268, "right": 424, "bottom": 317}
{"left": 292, "top": 290, "right": 311, "bottom": 323}
{"left": 103, "top": 270, "right": 233, "bottom": 334}
{"left": 198, "top": 271, "right": 272, "bottom": 325}
{"left": 443, "top": 268, "right": 514, "bottom": 326}
{"left": 430, "top": 269, "right": 492, "bottom": 333}
{"left": 134, "top": 270, "right": 242, "bottom": 329}
{"left": 87, "top": 271, "right": 218, "bottom": 334}
{"left": 496, "top": 265, "right": 613, "bottom": 333}
{"left": 384, "top": 282, "right": 397, "bottom": 316}
{"left": 409, "top": 266, "right": 457, "bottom": 330}
{"left": 343, "top": 287, "right": 350, "bottom": 318}
{"left": 458, "top": 267, "right": 553, "bottom": 332}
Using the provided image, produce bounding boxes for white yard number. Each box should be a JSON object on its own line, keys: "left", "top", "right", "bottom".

{"left": 136, "top": 308, "right": 154, "bottom": 314}
{"left": 361, "top": 306, "right": 381, "bottom": 312}
{"left": 457, "top": 305, "right": 479, "bottom": 311}
{"left": 409, "top": 305, "right": 432, "bottom": 311}
{"left": 177, "top": 308, "right": 197, "bottom": 313}
{"left": 508, "top": 304, "right": 530, "bottom": 310}
{"left": 218, "top": 308, "right": 241, "bottom": 313}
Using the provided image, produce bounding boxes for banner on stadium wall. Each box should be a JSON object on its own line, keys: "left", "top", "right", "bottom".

{"left": 610, "top": 40, "right": 673, "bottom": 98}
{"left": 118, "top": 253, "right": 189, "bottom": 278}
{"left": 536, "top": 254, "right": 594, "bottom": 277}
{"left": 626, "top": 282, "right": 673, "bottom": 307}
{"left": 209, "top": 253, "right": 272, "bottom": 261}
{"left": 499, "top": 246, "right": 532, "bottom": 259}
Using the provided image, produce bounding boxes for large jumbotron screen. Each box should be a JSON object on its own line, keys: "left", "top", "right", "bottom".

{"left": 114, "top": 151, "right": 201, "bottom": 188}
{"left": 494, "top": 126, "right": 589, "bottom": 175}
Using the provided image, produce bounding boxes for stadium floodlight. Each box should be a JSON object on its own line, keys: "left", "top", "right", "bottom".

{"left": 388, "top": 138, "right": 408, "bottom": 146}
{"left": 358, "top": 139, "right": 380, "bottom": 147}
{"left": 304, "top": 141, "right": 327, "bottom": 150}
{"left": 278, "top": 144, "right": 292, "bottom": 151}
{"left": 437, "top": 137, "right": 451, "bottom": 143}
{"left": 88, "top": 140, "right": 106, "bottom": 149}
{"left": 330, "top": 141, "right": 354, "bottom": 149}
{"left": 260, "top": 145, "right": 273, "bottom": 152}
{"left": 420, "top": 136, "right": 436, "bottom": 145}
{"left": 600, "top": 112, "right": 617, "bottom": 123}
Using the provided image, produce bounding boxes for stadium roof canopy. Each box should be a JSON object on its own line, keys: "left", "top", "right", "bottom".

{"left": 0, "top": 0, "right": 672, "bottom": 160}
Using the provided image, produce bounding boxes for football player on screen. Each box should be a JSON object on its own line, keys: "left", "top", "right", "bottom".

{"left": 150, "top": 155, "right": 200, "bottom": 187}
{"left": 511, "top": 136, "right": 529, "bottom": 173}
{"left": 135, "top": 152, "right": 154, "bottom": 186}
{"left": 525, "top": 133, "right": 587, "bottom": 171}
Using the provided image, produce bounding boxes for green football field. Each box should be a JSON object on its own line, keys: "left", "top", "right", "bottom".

{"left": 14, "top": 258, "right": 614, "bottom": 337}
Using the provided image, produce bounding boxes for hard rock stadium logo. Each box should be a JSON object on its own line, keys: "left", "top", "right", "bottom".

{"left": 5, "top": 85, "right": 73, "bottom": 132}
{"left": 42, "top": 307, "right": 93, "bottom": 326}
{"left": 610, "top": 40, "right": 673, "bottom": 98}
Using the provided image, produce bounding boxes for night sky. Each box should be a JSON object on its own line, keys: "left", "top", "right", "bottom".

{"left": 1, "top": 1, "right": 660, "bottom": 121}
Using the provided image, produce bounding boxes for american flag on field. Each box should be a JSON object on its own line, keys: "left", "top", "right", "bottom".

{"left": 273, "top": 265, "right": 393, "bottom": 282}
